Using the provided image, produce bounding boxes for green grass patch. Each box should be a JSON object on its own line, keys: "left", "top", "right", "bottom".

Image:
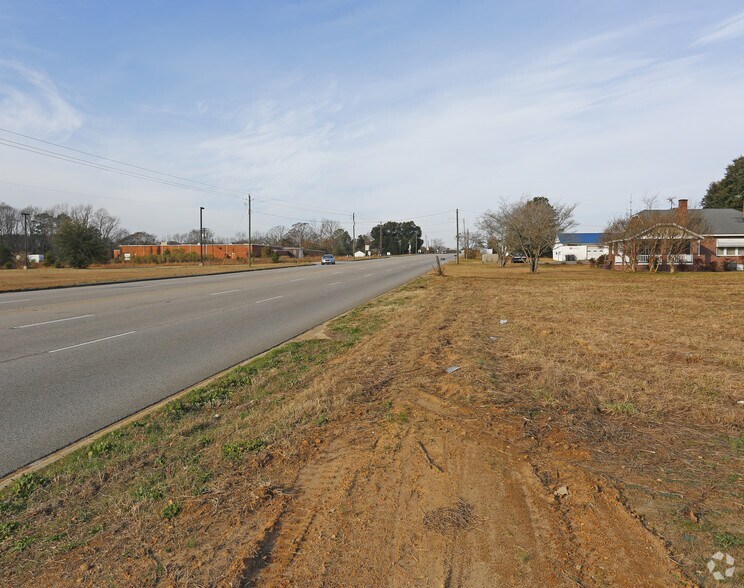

{"left": 222, "top": 439, "right": 267, "bottom": 460}
{"left": 0, "top": 521, "right": 19, "bottom": 541}
{"left": 605, "top": 401, "right": 637, "bottom": 415}
{"left": 161, "top": 502, "right": 181, "bottom": 520}
{"left": 713, "top": 531, "right": 744, "bottom": 550}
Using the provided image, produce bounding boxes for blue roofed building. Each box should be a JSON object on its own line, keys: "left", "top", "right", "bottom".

{"left": 552, "top": 233, "right": 608, "bottom": 262}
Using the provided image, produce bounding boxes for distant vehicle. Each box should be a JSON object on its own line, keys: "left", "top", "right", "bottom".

{"left": 321, "top": 254, "right": 336, "bottom": 265}
{"left": 511, "top": 255, "right": 525, "bottom": 263}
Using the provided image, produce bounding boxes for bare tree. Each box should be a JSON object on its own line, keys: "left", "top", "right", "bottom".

{"left": 286, "top": 222, "right": 318, "bottom": 248}
{"left": 0, "top": 202, "right": 21, "bottom": 249}
{"left": 264, "top": 225, "right": 288, "bottom": 246}
{"left": 477, "top": 204, "right": 511, "bottom": 267}
{"left": 504, "top": 197, "right": 576, "bottom": 273}
{"left": 173, "top": 228, "right": 215, "bottom": 243}
{"left": 428, "top": 238, "right": 445, "bottom": 253}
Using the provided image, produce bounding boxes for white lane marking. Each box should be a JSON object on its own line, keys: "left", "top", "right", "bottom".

{"left": 289, "top": 278, "right": 305, "bottom": 282}
{"left": 0, "top": 298, "right": 33, "bottom": 305}
{"left": 210, "top": 289, "right": 240, "bottom": 296}
{"left": 48, "top": 331, "right": 137, "bottom": 354}
{"left": 329, "top": 281, "right": 342, "bottom": 286}
{"left": 254, "top": 295, "right": 283, "bottom": 304}
{"left": 363, "top": 273, "right": 374, "bottom": 277}
{"left": 14, "top": 314, "right": 95, "bottom": 329}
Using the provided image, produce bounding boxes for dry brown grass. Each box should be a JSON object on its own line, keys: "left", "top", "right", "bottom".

{"left": 1, "top": 261, "right": 742, "bottom": 585}
{"left": 0, "top": 260, "right": 313, "bottom": 292}
{"left": 440, "top": 261, "right": 744, "bottom": 578}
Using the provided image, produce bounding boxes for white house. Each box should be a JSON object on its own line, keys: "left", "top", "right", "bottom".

{"left": 553, "top": 233, "right": 607, "bottom": 261}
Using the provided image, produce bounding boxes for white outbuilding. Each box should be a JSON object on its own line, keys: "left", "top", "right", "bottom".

{"left": 552, "top": 233, "right": 608, "bottom": 262}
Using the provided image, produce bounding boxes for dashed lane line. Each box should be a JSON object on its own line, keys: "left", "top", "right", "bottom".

{"left": 13, "top": 314, "right": 95, "bottom": 329}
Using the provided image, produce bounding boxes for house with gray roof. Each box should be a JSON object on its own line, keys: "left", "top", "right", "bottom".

{"left": 608, "top": 199, "right": 744, "bottom": 270}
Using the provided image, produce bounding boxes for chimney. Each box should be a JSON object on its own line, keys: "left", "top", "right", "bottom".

{"left": 678, "top": 199, "right": 688, "bottom": 224}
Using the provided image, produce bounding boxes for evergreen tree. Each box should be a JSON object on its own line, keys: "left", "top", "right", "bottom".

{"left": 702, "top": 156, "right": 744, "bottom": 210}
{"left": 55, "top": 218, "right": 108, "bottom": 268}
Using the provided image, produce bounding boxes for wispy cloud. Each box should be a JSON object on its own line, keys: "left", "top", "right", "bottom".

{"left": 0, "top": 60, "right": 82, "bottom": 136}
{"left": 694, "top": 10, "right": 744, "bottom": 46}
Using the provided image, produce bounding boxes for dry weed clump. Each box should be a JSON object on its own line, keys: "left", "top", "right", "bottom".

{"left": 423, "top": 499, "right": 476, "bottom": 533}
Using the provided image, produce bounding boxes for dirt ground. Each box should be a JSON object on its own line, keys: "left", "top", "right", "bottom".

{"left": 2, "top": 262, "right": 741, "bottom": 587}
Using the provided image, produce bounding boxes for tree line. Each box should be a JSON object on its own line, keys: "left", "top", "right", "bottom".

{"left": 0, "top": 203, "right": 127, "bottom": 268}
{"left": 0, "top": 202, "right": 368, "bottom": 267}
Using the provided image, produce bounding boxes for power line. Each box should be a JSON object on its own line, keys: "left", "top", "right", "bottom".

{"left": 0, "top": 127, "right": 246, "bottom": 196}
{"left": 0, "top": 137, "right": 242, "bottom": 199}
{"left": 0, "top": 127, "right": 464, "bottom": 233}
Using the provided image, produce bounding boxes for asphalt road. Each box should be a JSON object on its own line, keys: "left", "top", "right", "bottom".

{"left": 0, "top": 254, "right": 451, "bottom": 477}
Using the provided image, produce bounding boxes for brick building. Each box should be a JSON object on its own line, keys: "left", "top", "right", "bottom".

{"left": 608, "top": 199, "right": 744, "bottom": 270}
{"left": 114, "top": 243, "right": 326, "bottom": 261}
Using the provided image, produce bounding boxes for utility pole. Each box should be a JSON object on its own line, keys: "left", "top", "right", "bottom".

{"left": 352, "top": 212, "right": 356, "bottom": 255}
{"left": 21, "top": 212, "right": 30, "bottom": 270}
{"left": 247, "top": 195, "right": 252, "bottom": 268}
{"left": 199, "top": 206, "right": 204, "bottom": 266}
{"left": 379, "top": 221, "right": 383, "bottom": 257}
{"left": 456, "top": 208, "right": 459, "bottom": 264}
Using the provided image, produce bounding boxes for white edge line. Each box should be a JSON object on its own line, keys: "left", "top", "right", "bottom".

{"left": 254, "top": 295, "right": 283, "bottom": 304}
{"left": 289, "top": 278, "right": 305, "bottom": 282}
{"left": 363, "top": 273, "right": 374, "bottom": 277}
{"left": 210, "top": 289, "right": 240, "bottom": 296}
{"left": 14, "top": 314, "right": 95, "bottom": 329}
{"left": 0, "top": 298, "right": 33, "bottom": 305}
{"left": 329, "top": 281, "right": 342, "bottom": 286}
{"left": 48, "top": 331, "right": 137, "bottom": 354}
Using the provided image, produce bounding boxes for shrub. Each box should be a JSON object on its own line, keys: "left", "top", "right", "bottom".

{"left": 261, "top": 246, "right": 273, "bottom": 258}
{"left": 42, "top": 251, "right": 58, "bottom": 267}
{"left": 0, "top": 244, "right": 13, "bottom": 265}
{"left": 271, "top": 252, "right": 280, "bottom": 263}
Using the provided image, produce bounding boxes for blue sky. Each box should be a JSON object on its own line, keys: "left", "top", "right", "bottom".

{"left": 1, "top": 1, "right": 743, "bottom": 244}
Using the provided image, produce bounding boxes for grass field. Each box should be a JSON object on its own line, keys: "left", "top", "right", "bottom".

{"left": 1, "top": 262, "right": 742, "bottom": 586}
{"left": 0, "top": 260, "right": 315, "bottom": 292}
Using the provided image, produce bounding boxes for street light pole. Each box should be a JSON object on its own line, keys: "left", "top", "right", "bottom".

{"left": 199, "top": 207, "right": 204, "bottom": 266}
{"left": 21, "top": 212, "right": 30, "bottom": 270}
{"left": 247, "top": 195, "right": 252, "bottom": 268}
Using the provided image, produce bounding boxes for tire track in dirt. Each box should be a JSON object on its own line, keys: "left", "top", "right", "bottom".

{"left": 244, "top": 376, "right": 688, "bottom": 587}
{"left": 237, "top": 278, "right": 690, "bottom": 587}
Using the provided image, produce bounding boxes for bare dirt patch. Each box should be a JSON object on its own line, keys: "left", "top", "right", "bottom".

{"left": 1, "top": 262, "right": 741, "bottom": 586}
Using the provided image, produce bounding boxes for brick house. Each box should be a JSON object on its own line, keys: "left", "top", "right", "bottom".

{"left": 608, "top": 199, "right": 744, "bottom": 270}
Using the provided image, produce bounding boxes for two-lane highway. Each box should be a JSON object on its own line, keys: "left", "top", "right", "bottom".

{"left": 0, "top": 254, "right": 450, "bottom": 476}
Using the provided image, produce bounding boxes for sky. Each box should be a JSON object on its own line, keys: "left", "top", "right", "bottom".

{"left": 1, "top": 1, "right": 743, "bottom": 246}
